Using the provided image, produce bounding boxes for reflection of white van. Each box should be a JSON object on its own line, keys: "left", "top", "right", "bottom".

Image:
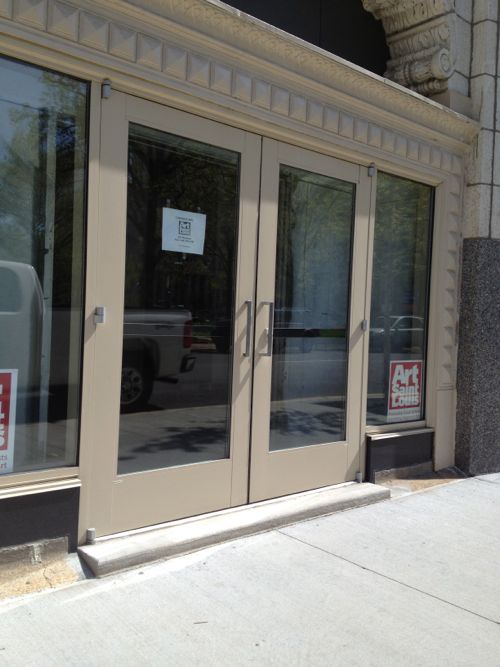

{"left": 121, "top": 310, "right": 195, "bottom": 411}
{"left": 0, "top": 261, "right": 43, "bottom": 400}
{"left": 0, "top": 261, "right": 195, "bottom": 415}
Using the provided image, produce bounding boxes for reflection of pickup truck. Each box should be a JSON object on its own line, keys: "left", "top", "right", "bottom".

{"left": 0, "top": 261, "right": 195, "bottom": 414}
{"left": 273, "top": 307, "right": 320, "bottom": 353}
{"left": 121, "top": 309, "right": 195, "bottom": 411}
{"left": 369, "top": 315, "right": 425, "bottom": 353}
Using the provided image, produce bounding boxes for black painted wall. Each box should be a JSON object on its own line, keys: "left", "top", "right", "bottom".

{"left": 222, "top": 0, "right": 389, "bottom": 76}
{"left": 0, "top": 488, "right": 79, "bottom": 551}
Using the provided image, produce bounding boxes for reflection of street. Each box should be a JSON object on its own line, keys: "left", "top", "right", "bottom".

{"left": 119, "top": 403, "right": 228, "bottom": 474}
{"left": 118, "top": 350, "right": 231, "bottom": 474}
{"left": 270, "top": 396, "right": 346, "bottom": 450}
{"left": 151, "top": 350, "right": 230, "bottom": 409}
{"left": 272, "top": 342, "right": 348, "bottom": 398}
{"left": 270, "top": 341, "right": 348, "bottom": 449}
{"left": 118, "top": 344, "right": 351, "bottom": 473}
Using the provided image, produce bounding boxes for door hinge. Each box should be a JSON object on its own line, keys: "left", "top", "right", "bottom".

{"left": 101, "top": 79, "right": 112, "bottom": 99}
{"left": 367, "top": 163, "right": 376, "bottom": 177}
{"left": 361, "top": 319, "right": 369, "bottom": 332}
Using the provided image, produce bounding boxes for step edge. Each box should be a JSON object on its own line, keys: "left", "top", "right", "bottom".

{"left": 79, "top": 484, "right": 389, "bottom": 577}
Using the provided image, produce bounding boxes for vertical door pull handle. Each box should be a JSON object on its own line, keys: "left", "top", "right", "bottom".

{"left": 263, "top": 301, "right": 275, "bottom": 356}
{"left": 243, "top": 300, "right": 253, "bottom": 357}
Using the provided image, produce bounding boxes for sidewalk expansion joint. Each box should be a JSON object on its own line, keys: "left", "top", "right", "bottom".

{"left": 475, "top": 478, "right": 500, "bottom": 486}
{"left": 277, "top": 530, "right": 500, "bottom": 628}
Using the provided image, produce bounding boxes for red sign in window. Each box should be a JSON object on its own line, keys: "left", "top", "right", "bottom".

{"left": 0, "top": 370, "right": 17, "bottom": 473}
{"left": 387, "top": 361, "right": 423, "bottom": 422}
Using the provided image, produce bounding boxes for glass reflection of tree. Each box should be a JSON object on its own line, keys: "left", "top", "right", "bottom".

{"left": 273, "top": 166, "right": 354, "bottom": 421}
{"left": 0, "top": 69, "right": 87, "bottom": 307}
{"left": 276, "top": 167, "right": 354, "bottom": 333}
{"left": 369, "top": 172, "right": 433, "bottom": 418}
{"left": 0, "top": 62, "right": 87, "bottom": 467}
{"left": 126, "top": 127, "right": 239, "bottom": 341}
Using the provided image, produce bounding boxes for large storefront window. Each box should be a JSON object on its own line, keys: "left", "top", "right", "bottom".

{"left": 0, "top": 57, "right": 88, "bottom": 474}
{"left": 367, "top": 172, "right": 433, "bottom": 425}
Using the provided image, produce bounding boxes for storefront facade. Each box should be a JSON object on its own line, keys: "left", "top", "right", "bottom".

{"left": 0, "top": 0, "right": 477, "bottom": 550}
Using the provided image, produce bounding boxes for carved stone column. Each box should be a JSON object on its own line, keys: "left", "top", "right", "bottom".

{"left": 362, "top": 0, "right": 455, "bottom": 95}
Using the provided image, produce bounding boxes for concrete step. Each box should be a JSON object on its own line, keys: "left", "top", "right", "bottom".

{"left": 79, "top": 482, "right": 389, "bottom": 577}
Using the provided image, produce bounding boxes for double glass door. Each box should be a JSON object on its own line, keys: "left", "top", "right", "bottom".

{"left": 86, "top": 93, "right": 372, "bottom": 537}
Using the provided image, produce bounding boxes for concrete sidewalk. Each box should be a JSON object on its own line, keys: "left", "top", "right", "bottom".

{"left": 0, "top": 475, "right": 499, "bottom": 666}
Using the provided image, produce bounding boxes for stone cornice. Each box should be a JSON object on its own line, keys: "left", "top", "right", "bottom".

{"left": 0, "top": 0, "right": 477, "bottom": 163}
{"left": 363, "top": 0, "right": 456, "bottom": 95}
{"left": 120, "top": 0, "right": 474, "bottom": 144}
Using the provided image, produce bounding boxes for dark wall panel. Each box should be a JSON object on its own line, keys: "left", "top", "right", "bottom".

{"left": 319, "top": 1, "right": 389, "bottom": 75}
{"left": 366, "top": 430, "right": 434, "bottom": 482}
{"left": 0, "top": 488, "right": 79, "bottom": 551}
{"left": 223, "top": 0, "right": 389, "bottom": 76}
{"left": 225, "top": 0, "right": 322, "bottom": 46}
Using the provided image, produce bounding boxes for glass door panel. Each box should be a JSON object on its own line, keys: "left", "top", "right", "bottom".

{"left": 270, "top": 166, "right": 355, "bottom": 451}
{"left": 250, "top": 139, "right": 371, "bottom": 503}
{"left": 84, "top": 94, "right": 372, "bottom": 537}
{"left": 118, "top": 123, "right": 240, "bottom": 474}
{"left": 84, "top": 93, "right": 260, "bottom": 536}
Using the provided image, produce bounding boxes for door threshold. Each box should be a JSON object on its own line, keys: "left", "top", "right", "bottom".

{"left": 79, "top": 482, "right": 389, "bottom": 577}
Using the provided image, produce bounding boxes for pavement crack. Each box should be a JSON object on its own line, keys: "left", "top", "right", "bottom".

{"left": 41, "top": 567, "right": 54, "bottom": 590}
{"left": 475, "top": 478, "right": 500, "bottom": 487}
{"left": 277, "top": 530, "right": 500, "bottom": 627}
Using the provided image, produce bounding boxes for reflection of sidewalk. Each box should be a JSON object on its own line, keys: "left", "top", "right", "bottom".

{"left": 119, "top": 404, "right": 228, "bottom": 473}
{"left": 119, "top": 393, "right": 349, "bottom": 472}
{"left": 1, "top": 474, "right": 499, "bottom": 664}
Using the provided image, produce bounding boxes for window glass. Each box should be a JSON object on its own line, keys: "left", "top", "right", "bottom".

{"left": 270, "top": 166, "right": 355, "bottom": 450}
{"left": 0, "top": 56, "right": 88, "bottom": 474}
{"left": 367, "top": 172, "right": 433, "bottom": 425}
{"left": 117, "top": 124, "right": 240, "bottom": 474}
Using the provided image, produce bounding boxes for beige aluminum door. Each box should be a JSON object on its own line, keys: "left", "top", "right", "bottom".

{"left": 86, "top": 92, "right": 260, "bottom": 536}
{"left": 249, "top": 139, "right": 372, "bottom": 502}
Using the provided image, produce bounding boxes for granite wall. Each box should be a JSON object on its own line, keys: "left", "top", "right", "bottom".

{"left": 456, "top": 238, "right": 500, "bottom": 474}
{"left": 456, "top": 2, "right": 500, "bottom": 474}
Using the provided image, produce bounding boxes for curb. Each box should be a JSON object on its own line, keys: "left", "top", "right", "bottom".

{"left": 79, "top": 482, "right": 389, "bottom": 577}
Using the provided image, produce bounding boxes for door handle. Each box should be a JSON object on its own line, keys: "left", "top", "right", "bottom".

{"left": 94, "top": 306, "right": 106, "bottom": 325}
{"left": 262, "top": 301, "right": 274, "bottom": 356}
{"left": 243, "top": 300, "right": 253, "bottom": 357}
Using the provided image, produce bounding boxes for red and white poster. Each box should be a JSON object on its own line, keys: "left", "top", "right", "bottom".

{"left": 0, "top": 370, "right": 18, "bottom": 474}
{"left": 387, "top": 360, "right": 423, "bottom": 422}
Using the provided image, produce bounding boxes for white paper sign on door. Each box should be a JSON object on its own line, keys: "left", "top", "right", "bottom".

{"left": 162, "top": 207, "right": 206, "bottom": 255}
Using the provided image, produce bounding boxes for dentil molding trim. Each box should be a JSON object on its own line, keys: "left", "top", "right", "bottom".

{"left": 0, "top": 0, "right": 476, "bottom": 158}
{"left": 363, "top": 0, "right": 455, "bottom": 95}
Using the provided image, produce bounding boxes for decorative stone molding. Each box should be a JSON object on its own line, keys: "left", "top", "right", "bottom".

{"left": 440, "top": 175, "right": 461, "bottom": 388}
{"left": 362, "top": 0, "right": 455, "bottom": 95}
{"left": 89, "top": 0, "right": 476, "bottom": 143}
{"left": 0, "top": 0, "right": 471, "bottom": 171}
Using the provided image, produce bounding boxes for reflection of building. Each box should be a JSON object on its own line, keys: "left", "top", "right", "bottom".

{"left": 0, "top": 1, "right": 498, "bottom": 573}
